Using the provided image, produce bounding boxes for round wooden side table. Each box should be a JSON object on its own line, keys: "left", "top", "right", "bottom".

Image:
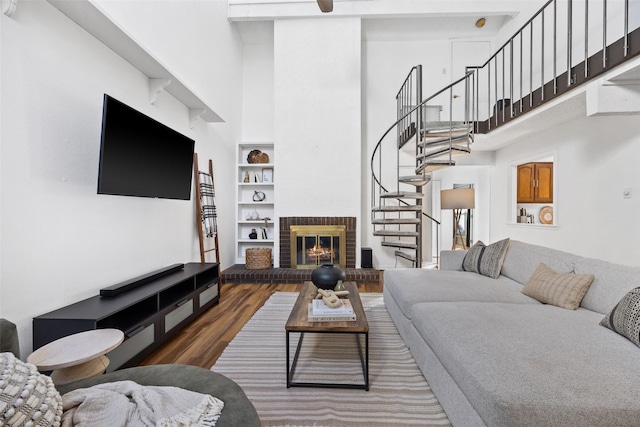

{"left": 27, "top": 329, "right": 124, "bottom": 385}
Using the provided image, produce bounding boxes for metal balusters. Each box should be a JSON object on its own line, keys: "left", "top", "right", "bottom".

{"left": 520, "top": 32, "right": 524, "bottom": 112}
{"left": 510, "top": 39, "right": 514, "bottom": 118}
{"left": 493, "top": 55, "right": 504, "bottom": 127}
{"left": 487, "top": 64, "right": 491, "bottom": 126}
{"left": 624, "top": 0, "right": 629, "bottom": 56}
{"left": 542, "top": 10, "right": 546, "bottom": 101}
{"left": 554, "top": 0, "right": 558, "bottom": 94}
{"left": 568, "top": 0, "right": 573, "bottom": 86}
{"left": 502, "top": 49, "right": 506, "bottom": 121}
{"left": 585, "top": 0, "right": 589, "bottom": 78}
{"left": 603, "top": 0, "right": 607, "bottom": 68}
{"left": 530, "top": 21, "right": 534, "bottom": 107}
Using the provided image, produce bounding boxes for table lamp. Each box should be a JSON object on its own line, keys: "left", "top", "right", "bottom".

{"left": 441, "top": 188, "right": 475, "bottom": 250}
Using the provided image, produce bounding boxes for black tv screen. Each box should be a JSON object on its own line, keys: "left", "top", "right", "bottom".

{"left": 97, "top": 94, "right": 195, "bottom": 200}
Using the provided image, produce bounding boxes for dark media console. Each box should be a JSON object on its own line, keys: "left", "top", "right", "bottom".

{"left": 33, "top": 262, "right": 219, "bottom": 371}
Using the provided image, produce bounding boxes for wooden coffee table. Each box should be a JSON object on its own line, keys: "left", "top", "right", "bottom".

{"left": 285, "top": 281, "right": 369, "bottom": 390}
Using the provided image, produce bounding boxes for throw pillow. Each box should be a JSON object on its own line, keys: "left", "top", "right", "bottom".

{"left": 521, "top": 263, "right": 594, "bottom": 310}
{"left": 0, "top": 352, "right": 63, "bottom": 427}
{"left": 462, "top": 238, "right": 510, "bottom": 279}
{"left": 600, "top": 287, "right": 640, "bottom": 348}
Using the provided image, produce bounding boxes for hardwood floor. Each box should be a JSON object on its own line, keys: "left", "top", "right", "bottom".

{"left": 139, "top": 282, "right": 383, "bottom": 369}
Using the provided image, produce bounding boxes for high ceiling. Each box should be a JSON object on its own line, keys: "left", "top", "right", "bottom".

{"left": 228, "top": 0, "right": 535, "bottom": 44}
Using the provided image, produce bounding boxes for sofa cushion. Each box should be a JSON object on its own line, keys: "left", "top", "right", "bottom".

{"left": 600, "top": 287, "right": 640, "bottom": 347}
{"left": 521, "top": 263, "right": 594, "bottom": 310}
{"left": 410, "top": 302, "right": 640, "bottom": 427}
{"left": 462, "top": 238, "right": 510, "bottom": 279}
{"left": 383, "top": 269, "right": 538, "bottom": 320}
{"left": 576, "top": 257, "right": 640, "bottom": 314}
{"left": 501, "top": 240, "right": 577, "bottom": 285}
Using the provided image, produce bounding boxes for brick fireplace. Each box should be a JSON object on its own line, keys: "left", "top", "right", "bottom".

{"left": 279, "top": 217, "right": 356, "bottom": 269}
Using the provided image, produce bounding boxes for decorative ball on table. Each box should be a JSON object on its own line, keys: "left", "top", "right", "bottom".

{"left": 311, "top": 264, "right": 346, "bottom": 290}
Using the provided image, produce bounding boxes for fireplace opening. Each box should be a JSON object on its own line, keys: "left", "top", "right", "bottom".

{"left": 290, "top": 225, "right": 346, "bottom": 269}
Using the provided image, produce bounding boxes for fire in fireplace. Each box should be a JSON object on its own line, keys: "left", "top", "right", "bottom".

{"left": 290, "top": 225, "right": 346, "bottom": 269}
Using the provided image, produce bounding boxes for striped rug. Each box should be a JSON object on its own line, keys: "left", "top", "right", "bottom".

{"left": 211, "top": 292, "right": 451, "bottom": 427}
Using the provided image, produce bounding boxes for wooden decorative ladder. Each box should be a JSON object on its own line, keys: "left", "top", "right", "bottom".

{"left": 194, "top": 153, "right": 220, "bottom": 264}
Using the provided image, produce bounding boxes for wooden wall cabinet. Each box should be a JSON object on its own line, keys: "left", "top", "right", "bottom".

{"left": 517, "top": 162, "right": 553, "bottom": 203}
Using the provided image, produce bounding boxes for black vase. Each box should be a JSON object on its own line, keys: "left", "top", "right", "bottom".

{"left": 311, "top": 264, "right": 346, "bottom": 290}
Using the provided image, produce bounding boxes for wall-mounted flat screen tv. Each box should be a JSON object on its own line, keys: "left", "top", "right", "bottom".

{"left": 97, "top": 94, "right": 195, "bottom": 200}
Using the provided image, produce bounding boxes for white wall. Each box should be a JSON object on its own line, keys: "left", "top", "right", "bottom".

{"left": 242, "top": 42, "right": 274, "bottom": 141}
{"left": 490, "top": 112, "right": 640, "bottom": 266}
{"left": 273, "top": 17, "right": 362, "bottom": 267}
{"left": 0, "top": 0, "right": 243, "bottom": 357}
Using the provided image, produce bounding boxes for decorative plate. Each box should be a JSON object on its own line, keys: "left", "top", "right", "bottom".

{"left": 539, "top": 206, "right": 553, "bottom": 224}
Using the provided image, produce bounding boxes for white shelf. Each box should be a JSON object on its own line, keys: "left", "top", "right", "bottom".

{"left": 239, "top": 163, "right": 275, "bottom": 168}
{"left": 236, "top": 143, "right": 276, "bottom": 264}
{"left": 47, "top": 0, "right": 223, "bottom": 124}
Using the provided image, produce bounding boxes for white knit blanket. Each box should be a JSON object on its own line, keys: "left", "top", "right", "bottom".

{"left": 61, "top": 380, "right": 224, "bottom": 427}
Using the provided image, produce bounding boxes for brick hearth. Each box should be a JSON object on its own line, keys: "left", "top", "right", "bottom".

{"left": 221, "top": 265, "right": 382, "bottom": 285}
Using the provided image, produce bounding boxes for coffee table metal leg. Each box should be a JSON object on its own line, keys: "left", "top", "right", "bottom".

{"left": 287, "top": 332, "right": 305, "bottom": 387}
{"left": 355, "top": 332, "right": 369, "bottom": 391}
{"left": 286, "top": 331, "right": 290, "bottom": 387}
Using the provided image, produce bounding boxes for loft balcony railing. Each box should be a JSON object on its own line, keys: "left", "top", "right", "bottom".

{"left": 471, "top": 0, "right": 640, "bottom": 132}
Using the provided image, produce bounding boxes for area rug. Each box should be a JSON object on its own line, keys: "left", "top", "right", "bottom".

{"left": 211, "top": 292, "right": 451, "bottom": 427}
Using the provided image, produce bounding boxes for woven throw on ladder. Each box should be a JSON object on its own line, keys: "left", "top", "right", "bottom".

{"left": 199, "top": 171, "right": 217, "bottom": 238}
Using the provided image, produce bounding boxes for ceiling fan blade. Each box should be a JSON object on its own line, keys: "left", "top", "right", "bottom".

{"left": 317, "top": 0, "right": 333, "bottom": 13}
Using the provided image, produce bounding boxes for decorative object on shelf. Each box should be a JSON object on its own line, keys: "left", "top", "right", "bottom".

{"left": 249, "top": 229, "right": 258, "bottom": 239}
{"left": 441, "top": 188, "right": 475, "bottom": 250}
{"left": 243, "top": 171, "right": 250, "bottom": 183}
{"left": 252, "top": 191, "right": 266, "bottom": 202}
{"left": 262, "top": 168, "right": 273, "bottom": 183}
{"left": 311, "top": 264, "right": 346, "bottom": 290}
{"left": 261, "top": 227, "right": 268, "bottom": 239}
{"left": 517, "top": 208, "right": 534, "bottom": 223}
{"left": 334, "top": 280, "right": 345, "bottom": 292}
{"left": 245, "top": 248, "right": 272, "bottom": 270}
{"left": 247, "top": 150, "right": 269, "bottom": 164}
{"left": 539, "top": 206, "right": 554, "bottom": 224}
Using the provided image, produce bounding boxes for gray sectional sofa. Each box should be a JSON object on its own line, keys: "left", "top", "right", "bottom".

{"left": 384, "top": 240, "right": 640, "bottom": 427}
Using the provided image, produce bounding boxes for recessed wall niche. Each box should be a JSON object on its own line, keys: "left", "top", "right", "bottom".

{"left": 510, "top": 154, "right": 556, "bottom": 227}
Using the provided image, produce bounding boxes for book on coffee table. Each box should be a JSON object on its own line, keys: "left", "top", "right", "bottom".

{"left": 311, "top": 299, "right": 354, "bottom": 315}
{"left": 307, "top": 303, "right": 356, "bottom": 322}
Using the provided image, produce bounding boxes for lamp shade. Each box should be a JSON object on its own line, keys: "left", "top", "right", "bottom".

{"left": 441, "top": 188, "right": 475, "bottom": 210}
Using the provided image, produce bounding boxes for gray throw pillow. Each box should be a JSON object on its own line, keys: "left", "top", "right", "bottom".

{"left": 462, "top": 238, "right": 510, "bottom": 279}
{"left": 600, "top": 287, "right": 640, "bottom": 347}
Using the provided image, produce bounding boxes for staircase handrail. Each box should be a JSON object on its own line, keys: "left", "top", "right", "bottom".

{"left": 396, "top": 65, "right": 421, "bottom": 98}
{"left": 469, "top": 0, "right": 638, "bottom": 130}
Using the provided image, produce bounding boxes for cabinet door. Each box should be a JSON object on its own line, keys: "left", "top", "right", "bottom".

{"left": 517, "top": 163, "right": 535, "bottom": 203}
{"left": 535, "top": 162, "right": 553, "bottom": 203}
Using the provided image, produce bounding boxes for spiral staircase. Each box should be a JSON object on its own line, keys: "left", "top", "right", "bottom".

{"left": 371, "top": 0, "right": 640, "bottom": 268}
{"left": 371, "top": 66, "right": 475, "bottom": 267}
